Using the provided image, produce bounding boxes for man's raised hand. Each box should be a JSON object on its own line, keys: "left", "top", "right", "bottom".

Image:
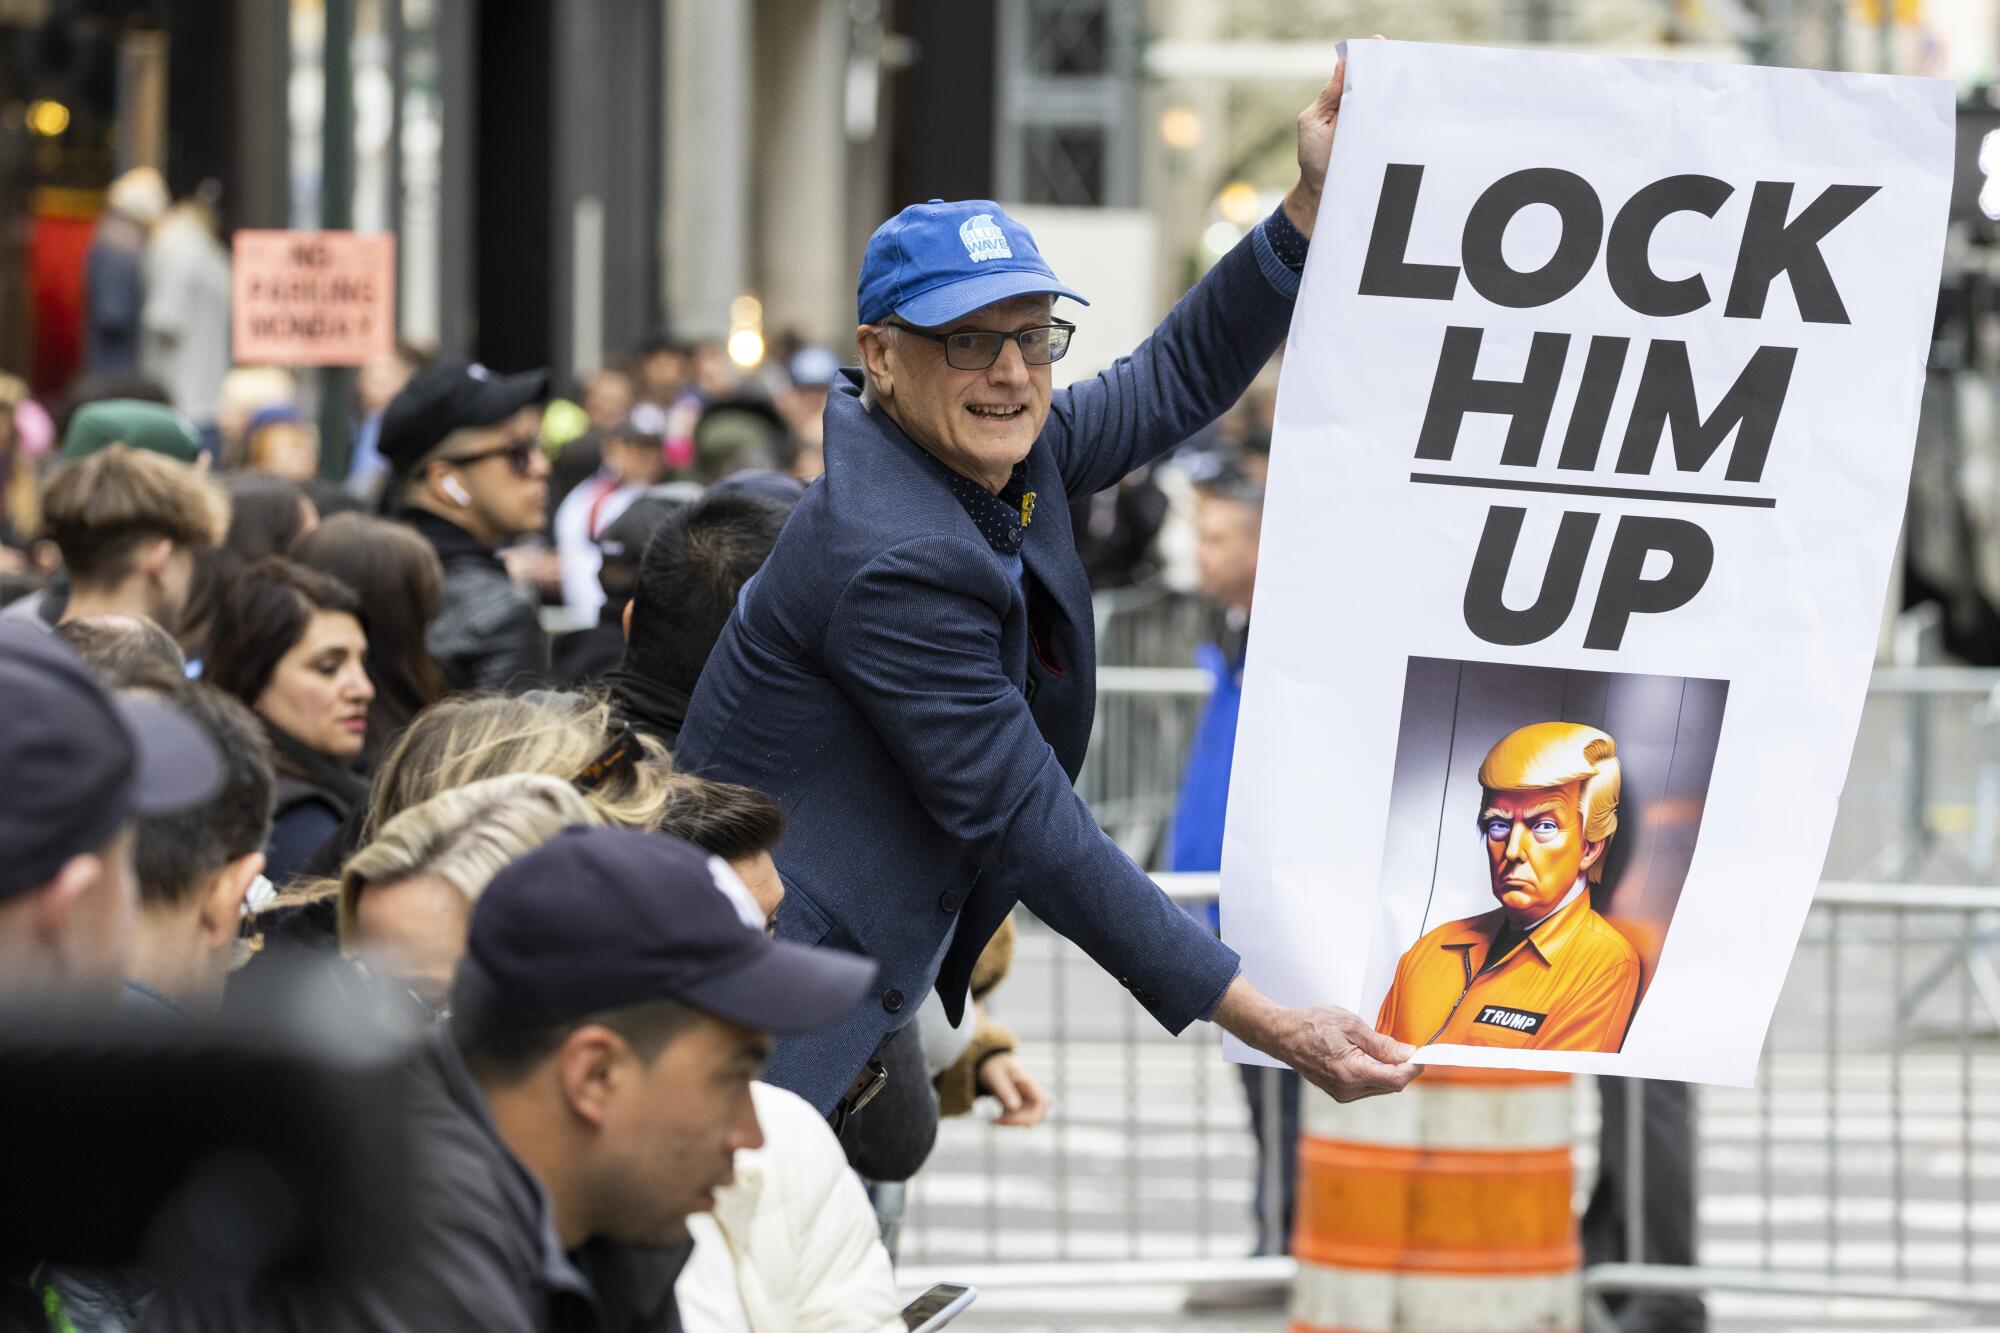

{"left": 1286, "top": 37, "right": 1383, "bottom": 239}
{"left": 1286, "top": 63, "right": 1343, "bottom": 238}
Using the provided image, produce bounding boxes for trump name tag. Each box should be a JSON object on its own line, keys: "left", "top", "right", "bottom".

{"left": 1473, "top": 1005, "right": 1546, "bottom": 1036}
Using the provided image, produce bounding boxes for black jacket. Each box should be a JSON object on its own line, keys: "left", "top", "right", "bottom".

{"left": 264, "top": 725, "right": 370, "bottom": 884}
{"left": 605, "top": 663, "right": 689, "bottom": 757}
{"left": 407, "top": 508, "right": 549, "bottom": 693}
{"left": 140, "top": 1031, "right": 686, "bottom": 1332}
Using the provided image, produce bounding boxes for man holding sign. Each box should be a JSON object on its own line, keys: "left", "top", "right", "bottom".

{"left": 1226, "top": 40, "right": 1951, "bottom": 1086}
{"left": 678, "top": 61, "right": 1422, "bottom": 1120}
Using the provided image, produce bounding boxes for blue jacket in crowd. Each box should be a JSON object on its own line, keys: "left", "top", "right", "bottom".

{"left": 1169, "top": 638, "right": 1245, "bottom": 878}
{"left": 677, "top": 222, "right": 1301, "bottom": 1113}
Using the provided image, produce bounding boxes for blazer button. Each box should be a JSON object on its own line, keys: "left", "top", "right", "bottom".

{"left": 939, "top": 890, "right": 961, "bottom": 914}
{"left": 882, "top": 989, "right": 905, "bottom": 1014}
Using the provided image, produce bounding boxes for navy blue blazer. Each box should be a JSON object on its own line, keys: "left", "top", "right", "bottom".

{"left": 677, "top": 228, "right": 1301, "bottom": 1112}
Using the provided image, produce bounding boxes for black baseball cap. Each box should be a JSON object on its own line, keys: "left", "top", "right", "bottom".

{"left": 450, "top": 827, "right": 877, "bottom": 1035}
{"left": 377, "top": 359, "right": 550, "bottom": 479}
{"left": 0, "top": 622, "right": 223, "bottom": 901}
{"left": 596, "top": 493, "right": 686, "bottom": 600}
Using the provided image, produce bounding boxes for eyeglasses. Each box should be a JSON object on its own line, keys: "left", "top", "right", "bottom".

{"left": 444, "top": 438, "right": 540, "bottom": 477}
{"left": 886, "top": 319, "right": 1075, "bottom": 371}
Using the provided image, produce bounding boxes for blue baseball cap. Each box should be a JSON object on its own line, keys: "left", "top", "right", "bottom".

{"left": 857, "top": 199, "right": 1088, "bottom": 329}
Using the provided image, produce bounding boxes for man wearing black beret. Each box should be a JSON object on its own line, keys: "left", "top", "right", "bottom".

{"left": 379, "top": 359, "right": 553, "bottom": 691}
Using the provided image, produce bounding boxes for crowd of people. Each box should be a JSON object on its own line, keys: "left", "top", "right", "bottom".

{"left": 0, "top": 338, "right": 1080, "bottom": 1320}
{"left": 0, "top": 62, "right": 1476, "bottom": 1333}
{"left": 1, "top": 295, "right": 1144, "bottom": 1317}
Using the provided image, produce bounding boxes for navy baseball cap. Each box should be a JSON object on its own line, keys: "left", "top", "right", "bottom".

{"left": 0, "top": 622, "right": 223, "bottom": 901}
{"left": 856, "top": 199, "right": 1088, "bottom": 329}
{"left": 709, "top": 469, "right": 807, "bottom": 509}
{"left": 378, "top": 359, "right": 550, "bottom": 478}
{"left": 451, "top": 827, "right": 878, "bottom": 1035}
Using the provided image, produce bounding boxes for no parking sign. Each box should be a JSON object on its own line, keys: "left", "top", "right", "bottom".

{"left": 232, "top": 230, "right": 395, "bottom": 366}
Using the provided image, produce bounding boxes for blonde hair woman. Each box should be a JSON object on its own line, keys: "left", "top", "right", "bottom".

{"left": 366, "top": 691, "right": 673, "bottom": 839}
{"left": 340, "top": 772, "right": 602, "bottom": 1014}
{"left": 244, "top": 691, "right": 671, "bottom": 959}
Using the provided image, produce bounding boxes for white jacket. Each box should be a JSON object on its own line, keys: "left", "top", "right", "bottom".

{"left": 677, "top": 1082, "right": 903, "bottom": 1333}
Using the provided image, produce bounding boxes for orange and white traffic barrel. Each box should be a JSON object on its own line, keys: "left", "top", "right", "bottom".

{"left": 1290, "top": 1066, "right": 1579, "bottom": 1333}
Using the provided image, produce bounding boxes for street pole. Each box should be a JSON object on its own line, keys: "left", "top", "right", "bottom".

{"left": 319, "top": 0, "right": 356, "bottom": 482}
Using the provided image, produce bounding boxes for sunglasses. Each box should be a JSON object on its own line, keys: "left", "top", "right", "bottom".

{"left": 444, "top": 438, "right": 540, "bottom": 477}
{"left": 886, "top": 319, "right": 1075, "bottom": 372}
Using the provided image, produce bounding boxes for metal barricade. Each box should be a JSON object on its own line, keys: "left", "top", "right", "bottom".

{"left": 897, "top": 877, "right": 2000, "bottom": 1329}
{"left": 893, "top": 663, "right": 2000, "bottom": 1322}
{"left": 1091, "top": 583, "right": 1212, "bottom": 670}
{"left": 1584, "top": 881, "right": 2000, "bottom": 1329}
{"left": 1075, "top": 666, "right": 1211, "bottom": 861}
{"left": 894, "top": 873, "right": 1288, "bottom": 1292}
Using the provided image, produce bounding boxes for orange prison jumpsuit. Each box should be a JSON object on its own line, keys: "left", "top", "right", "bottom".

{"left": 1374, "top": 892, "right": 1641, "bottom": 1054}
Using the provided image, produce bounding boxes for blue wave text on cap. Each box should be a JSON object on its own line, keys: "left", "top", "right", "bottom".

{"left": 856, "top": 199, "right": 1088, "bottom": 329}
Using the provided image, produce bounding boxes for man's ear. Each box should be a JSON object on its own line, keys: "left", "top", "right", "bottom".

{"left": 422, "top": 459, "right": 447, "bottom": 503}
{"left": 1579, "top": 838, "right": 1607, "bottom": 872}
{"left": 199, "top": 852, "right": 265, "bottom": 951}
{"left": 620, "top": 599, "right": 634, "bottom": 642}
{"left": 32, "top": 854, "right": 101, "bottom": 946}
{"left": 555, "top": 1027, "right": 627, "bottom": 1128}
{"left": 134, "top": 536, "right": 175, "bottom": 584}
{"left": 855, "top": 325, "right": 894, "bottom": 400}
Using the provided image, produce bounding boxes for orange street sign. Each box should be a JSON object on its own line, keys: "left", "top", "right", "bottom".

{"left": 232, "top": 230, "right": 395, "bottom": 366}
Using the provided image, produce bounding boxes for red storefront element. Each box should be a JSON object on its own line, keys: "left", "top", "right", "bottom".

{"left": 27, "top": 190, "right": 100, "bottom": 396}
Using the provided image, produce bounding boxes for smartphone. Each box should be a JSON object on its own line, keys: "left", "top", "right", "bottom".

{"left": 901, "top": 1282, "right": 978, "bottom": 1331}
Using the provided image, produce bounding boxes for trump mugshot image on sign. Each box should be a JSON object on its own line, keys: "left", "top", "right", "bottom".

{"left": 1219, "top": 41, "right": 1951, "bottom": 1084}
{"left": 1366, "top": 660, "right": 1726, "bottom": 1058}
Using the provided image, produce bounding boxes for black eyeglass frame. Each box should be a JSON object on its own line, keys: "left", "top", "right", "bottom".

{"left": 885, "top": 318, "right": 1077, "bottom": 371}
{"left": 440, "top": 437, "right": 540, "bottom": 477}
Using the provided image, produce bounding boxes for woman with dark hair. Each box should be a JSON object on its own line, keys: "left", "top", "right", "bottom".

{"left": 178, "top": 472, "right": 317, "bottom": 665}
{"left": 222, "top": 472, "right": 318, "bottom": 555}
{"left": 292, "top": 512, "right": 446, "bottom": 758}
{"left": 206, "top": 556, "right": 373, "bottom": 881}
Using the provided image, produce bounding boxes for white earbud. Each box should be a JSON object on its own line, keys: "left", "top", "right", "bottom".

{"left": 441, "top": 475, "right": 472, "bottom": 506}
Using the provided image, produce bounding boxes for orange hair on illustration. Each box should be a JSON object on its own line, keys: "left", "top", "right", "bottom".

{"left": 1478, "top": 721, "right": 1621, "bottom": 881}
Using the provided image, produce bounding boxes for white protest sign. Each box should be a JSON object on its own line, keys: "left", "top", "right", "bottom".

{"left": 1222, "top": 41, "right": 1951, "bottom": 1085}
